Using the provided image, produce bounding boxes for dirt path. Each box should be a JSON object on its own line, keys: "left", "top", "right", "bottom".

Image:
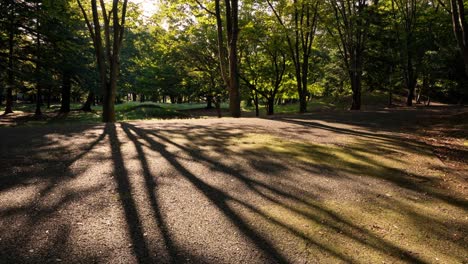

{"left": 0, "top": 107, "right": 467, "bottom": 263}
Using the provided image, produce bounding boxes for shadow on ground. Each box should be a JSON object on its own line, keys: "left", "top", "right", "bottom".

{"left": 0, "top": 108, "right": 467, "bottom": 263}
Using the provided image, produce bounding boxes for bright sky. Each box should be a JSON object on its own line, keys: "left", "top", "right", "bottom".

{"left": 130, "top": 0, "right": 159, "bottom": 17}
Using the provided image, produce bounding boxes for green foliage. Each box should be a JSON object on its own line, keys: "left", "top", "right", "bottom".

{"left": 1, "top": 0, "right": 465, "bottom": 116}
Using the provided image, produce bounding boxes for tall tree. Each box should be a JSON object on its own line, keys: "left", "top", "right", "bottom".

{"left": 193, "top": 0, "right": 241, "bottom": 117}
{"left": 449, "top": 0, "right": 468, "bottom": 78}
{"left": 391, "top": 0, "right": 420, "bottom": 106}
{"left": 266, "top": 0, "right": 320, "bottom": 113}
{"left": 328, "top": 0, "right": 379, "bottom": 110}
{"left": 77, "top": 0, "right": 129, "bottom": 122}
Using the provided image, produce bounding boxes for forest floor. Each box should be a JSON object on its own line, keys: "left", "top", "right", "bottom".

{"left": 0, "top": 106, "right": 467, "bottom": 263}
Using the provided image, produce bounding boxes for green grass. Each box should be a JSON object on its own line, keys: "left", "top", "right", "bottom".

{"left": 3, "top": 92, "right": 395, "bottom": 126}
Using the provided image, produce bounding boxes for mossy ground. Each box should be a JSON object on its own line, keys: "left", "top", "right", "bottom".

{"left": 227, "top": 133, "right": 467, "bottom": 263}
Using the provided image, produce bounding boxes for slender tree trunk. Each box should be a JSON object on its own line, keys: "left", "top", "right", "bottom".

{"left": 350, "top": 75, "right": 362, "bottom": 110}
{"left": 60, "top": 70, "right": 71, "bottom": 113}
{"left": 132, "top": 92, "right": 137, "bottom": 101}
{"left": 4, "top": 26, "right": 14, "bottom": 114}
{"left": 388, "top": 66, "right": 393, "bottom": 107}
{"left": 47, "top": 86, "right": 51, "bottom": 109}
{"left": 299, "top": 54, "right": 309, "bottom": 113}
{"left": 254, "top": 91, "right": 259, "bottom": 117}
{"left": 34, "top": 5, "right": 42, "bottom": 117}
{"left": 405, "top": 56, "right": 416, "bottom": 106}
{"left": 35, "top": 84, "right": 42, "bottom": 116}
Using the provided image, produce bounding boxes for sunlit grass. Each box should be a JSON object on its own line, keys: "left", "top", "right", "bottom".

{"left": 228, "top": 133, "right": 465, "bottom": 263}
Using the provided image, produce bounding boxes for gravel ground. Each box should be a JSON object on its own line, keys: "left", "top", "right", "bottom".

{"left": 0, "top": 107, "right": 467, "bottom": 264}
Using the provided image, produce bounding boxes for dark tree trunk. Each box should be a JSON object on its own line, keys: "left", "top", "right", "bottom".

{"left": 254, "top": 91, "right": 259, "bottom": 117}
{"left": 47, "top": 86, "right": 52, "bottom": 109}
{"left": 34, "top": 8, "right": 42, "bottom": 118}
{"left": 132, "top": 92, "right": 137, "bottom": 101}
{"left": 406, "top": 72, "right": 417, "bottom": 106}
{"left": 349, "top": 58, "right": 362, "bottom": 111}
{"left": 405, "top": 57, "right": 417, "bottom": 106}
{"left": 81, "top": 91, "right": 94, "bottom": 112}
{"left": 450, "top": 0, "right": 468, "bottom": 78}
{"left": 214, "top": 0, "right": 240, "bottom": 117}
{"left": 214, "top": 96, "right": 222, "bottom": 118}
{"left": 299, "top": 55, "right": 309, "bottom": 113}
{"left": 35, "top": 84, "right": 42, "bottom": 116}
{"left": 228, "top": 8, "right": 241, "bottom": 118}
{"left": 60, "top": 71, "right": 71, "bottom": 113}
{"left": 4, "top": 26, "right": 14, "bottom": 115}
{"left": 206, "top": 95, "right": 213, "bottom": 109}
{"left": 350, "top": 76, "right": 362, "bottom": 110}
{"left": 267, "top": 97, "right": 274, "bottom": 115}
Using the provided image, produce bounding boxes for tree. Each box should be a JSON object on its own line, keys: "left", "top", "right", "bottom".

{"left": 77, "top": 0, "right": 129, "bottom": 122}
{"left": 266, "top": 0, "right": 320, "bottom": 113}
{"left": 327, "top": 0, "right": 379, "bottom": 110}
{"left": 448, "top": 0, "right": 468, "bottom": 80}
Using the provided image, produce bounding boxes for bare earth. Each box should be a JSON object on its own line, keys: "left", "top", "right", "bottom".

{"left": 0, "top": 107, "right": 467, "bottom": 264}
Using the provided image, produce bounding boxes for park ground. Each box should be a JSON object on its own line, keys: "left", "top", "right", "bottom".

{"left": 0, "top": 102, "right": 467, "bottom": 263}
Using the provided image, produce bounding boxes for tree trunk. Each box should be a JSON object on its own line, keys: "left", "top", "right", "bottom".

{"left": 214, "top": 96, "right": 222, "bottom": 118}
{"left": 60, "top": 71, "right": 71, "bottom": 113}
{"left": 102, "top": 82, "right": 116, "bottom": 122}
{"left": 206, "top": 95, "right": 213, "bottom": 109}
{"left": 4, "top": 27, "right": 14, "bottom": 115}
{"left": 405, "top": 58, "right": 416, "bottom": 106}
{"left": 35, "top": 84, "right": 42, "bottom": 116}
{"left": 349, "top": 57, "right": 362, "bottom": 111}
{"left": 267, "top": 97, "right": 274, "bottom": 115}
{"left": 132, "top": 92, "right": 137, "bottom": 101}
{"left": 254, "top": 91, "right": 259, "bottom": 117}
{"left": 450, "top": 0, "right": 468, "bottom": 78}
{"left": 299, "top": 55, "right": 309, "bottom": 113}
{"left": 350, "top": 76, "right": 362, "bottom": 110}
{"left": 81, "top": 91, "right": 94, "bottom": 112}
{"left": 228, "top": 15, "right": 241, "bottom": 118}
{"left": 47, "top": 86, "right": 52, "bottom": 109}
{"left": 34, "top": 7, "right": 42, "bottom": 118}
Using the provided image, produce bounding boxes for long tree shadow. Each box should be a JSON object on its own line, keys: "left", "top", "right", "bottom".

{"left": 121, "top": 122, "right": 291, "bottom": 263}
{"left": 122, "top": 122, "right": 434, "bottom": 263}
{"left": 106, "top": 124, "right": 155, "bottom": 263}
{"left": 120, "top": 123, "right": 178, "bottom": 263}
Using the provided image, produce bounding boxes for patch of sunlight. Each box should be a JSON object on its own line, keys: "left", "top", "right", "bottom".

{"left": 254, "top": 199, "right": 467, "bottom": 263}
{"left": 230, "top": 133, "right": 445, "bottom": 180}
